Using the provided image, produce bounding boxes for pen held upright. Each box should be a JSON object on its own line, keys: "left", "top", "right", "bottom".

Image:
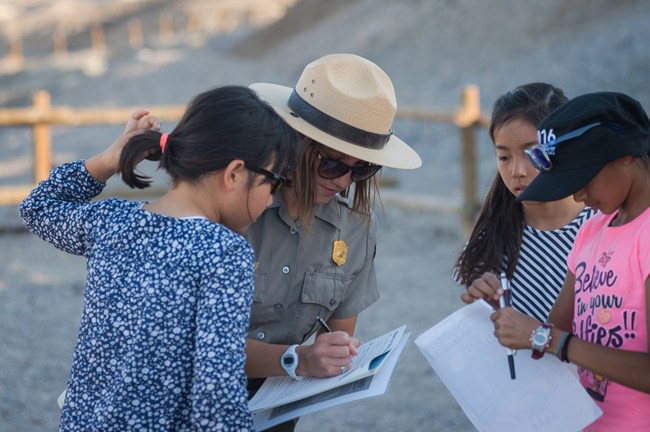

{"left": 499, "top": 272, "right": 517, "bottom": 379}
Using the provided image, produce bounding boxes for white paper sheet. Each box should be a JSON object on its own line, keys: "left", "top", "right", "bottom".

{"left": 253, "top": 332, "right": 410, "bottom": 431}
{"left": 415, "top": 301, "right": 602, "bottom": 432}
{"left": 249, "top": 325, "right": 406, "bottom": 412}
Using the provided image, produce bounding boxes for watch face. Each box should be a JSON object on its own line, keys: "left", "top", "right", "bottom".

{"left": 533, "top": 330, "right": 549, "bottom": 346}
{"left": 283, "top": 356, "right": 295, "bottom": 367}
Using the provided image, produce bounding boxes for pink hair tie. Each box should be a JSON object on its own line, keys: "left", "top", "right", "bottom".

{"left": 160, "top": 133, "right": 169, "bottom": 154}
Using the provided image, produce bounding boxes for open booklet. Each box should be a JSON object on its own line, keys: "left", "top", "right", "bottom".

{"left": 249, "top": 325, "right": 408, "bottom": 429}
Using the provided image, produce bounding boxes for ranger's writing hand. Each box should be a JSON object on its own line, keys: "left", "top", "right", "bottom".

{"left": 298, "top": 331, "right": 358, "bottom": 378}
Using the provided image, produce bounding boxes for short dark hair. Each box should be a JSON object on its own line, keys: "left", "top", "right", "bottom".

{"left": 119, "top": 86, "right": 298, "bottom": 190}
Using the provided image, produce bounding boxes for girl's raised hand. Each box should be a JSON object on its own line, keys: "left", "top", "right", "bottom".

{"left": 108, "top": 109, "right": 161, "bottom": 171}
{"left": 86, "top": 109, "right": 161, "bottom": 183}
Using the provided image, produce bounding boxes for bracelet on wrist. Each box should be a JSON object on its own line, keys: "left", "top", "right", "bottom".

{"left": 561, "top": 333, "right": 574, "bottom": 363}
{"left": 553, "top": 331, "right": 569, "bottom": 358}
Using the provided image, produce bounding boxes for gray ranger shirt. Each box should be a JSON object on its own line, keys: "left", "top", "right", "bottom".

{"left": 245, "top": 193, "right": 379, "bottom": 345}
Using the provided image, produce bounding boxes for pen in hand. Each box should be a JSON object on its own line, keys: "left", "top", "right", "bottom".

{"left": 316, "top": 315, "right": 360, "bottom": 365}
{"left": 499, "top": 272, "right": 516, "bottom": 380}
{"left": 316, "top": 316, "right": 332, "bottom": 333}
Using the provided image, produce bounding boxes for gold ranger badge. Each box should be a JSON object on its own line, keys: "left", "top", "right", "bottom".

{"left": 332, "top": 240, "right": 348, "bottom": 266}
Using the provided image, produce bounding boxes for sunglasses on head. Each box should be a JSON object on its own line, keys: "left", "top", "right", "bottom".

{"left": 317, "top": 153, "right": 382, "bottom": 182}
{"left": 247, "top": 166, "right": 287, "bottom": 194}
{"left": 524, "top": 122, "right": 623, "bottom": 172}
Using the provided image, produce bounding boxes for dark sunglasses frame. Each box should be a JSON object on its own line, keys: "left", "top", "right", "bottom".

{"left": 247, "top": 166, "right": 287, "bottom": 194}
{"left": 317, "top": 153, "right": 382, "bottom": 182}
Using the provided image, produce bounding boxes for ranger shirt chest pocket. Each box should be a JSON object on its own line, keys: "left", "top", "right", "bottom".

{"left": 301, "top": 271, "right": 354, "bottom": 311}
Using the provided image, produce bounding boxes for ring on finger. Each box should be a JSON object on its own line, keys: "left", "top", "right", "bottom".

{"left": 340, "top": 365, "right": 347, "bottom": 375}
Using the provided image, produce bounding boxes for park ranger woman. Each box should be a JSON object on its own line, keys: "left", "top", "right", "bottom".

{"left": 244, "top": 54, "right": 421, "bottom": 428}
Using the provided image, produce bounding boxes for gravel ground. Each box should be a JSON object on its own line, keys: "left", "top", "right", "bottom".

{"left": 1, "top": 0, "right": 650, "bottom": 430}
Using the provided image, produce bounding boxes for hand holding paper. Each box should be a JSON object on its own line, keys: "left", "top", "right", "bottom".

{"left": 415, "top": 301, "right": 601, "bottom": 432}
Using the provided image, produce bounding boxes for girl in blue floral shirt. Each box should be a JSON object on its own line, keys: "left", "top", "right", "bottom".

{"left": 20, "top": 86, "right": 298, "bottom": 431}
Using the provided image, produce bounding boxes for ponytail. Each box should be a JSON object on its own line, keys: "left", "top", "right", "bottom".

{"left": 117, "top": 86, "right": 298, "bottom": 192}
{"left": 119, "top": 130, "right": 164, "bottom": 189}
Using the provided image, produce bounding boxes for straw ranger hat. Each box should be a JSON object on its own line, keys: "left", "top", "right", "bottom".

{"left": 250, "top": 53, "right": 422, "bottom": 169}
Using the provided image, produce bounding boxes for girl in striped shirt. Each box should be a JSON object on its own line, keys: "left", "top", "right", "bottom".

{"left": 454, "top": 83, "right": 595, "bottom": 321}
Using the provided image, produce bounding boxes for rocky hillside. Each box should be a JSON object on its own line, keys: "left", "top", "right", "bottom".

{"left": 1, "top": 0, "right": 649, "bottom": 197}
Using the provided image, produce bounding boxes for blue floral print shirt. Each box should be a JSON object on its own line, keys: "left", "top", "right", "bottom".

{"left": 20, "top": 161, "right": 254, "bottom": 431}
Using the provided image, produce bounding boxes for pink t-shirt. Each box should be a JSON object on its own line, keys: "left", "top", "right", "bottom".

{"left": 567, "top": 208, "right": 650, "bottom": 431}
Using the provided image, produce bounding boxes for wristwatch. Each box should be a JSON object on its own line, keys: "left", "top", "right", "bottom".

{"left": 530, "top": 323, "right": 553, "bottom": 359}
{"left": 281, "top": 344, "right": 303, "bottom": 381}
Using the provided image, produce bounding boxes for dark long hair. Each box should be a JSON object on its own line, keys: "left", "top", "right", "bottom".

{"left": 119, "top": 86, "right": 298, "bottom": 190}
{"left": 454, "top": 83, "right": 568, "bottom": 286}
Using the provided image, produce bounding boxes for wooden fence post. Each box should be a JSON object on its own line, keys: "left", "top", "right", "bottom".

{"left": 9, "top": 36, "right": 24, "bottom": 64}
{"left": 91, "top": 23, "right": 106, "bottom": 52}
{"left": 159, "top": 13, "right": 174, "bottom": 41}
{"left": 458, "top": 85, "right": 481, "bottom": 234}
{"left": 33, "top": 91, "right": 52, "bottom": 183}
{"left": 128, "top": 18, "right": 144, "bottom": 49}
{"left": 187, "top": 12, "right": 201, "bottom": 34}
{"left": 53, "top": 30, "right": 68, "bottom": 57}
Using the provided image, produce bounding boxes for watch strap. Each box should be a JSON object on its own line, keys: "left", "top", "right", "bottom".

{"left": 281, "top": 344, "right": 303, "bottom": 381}
{"left": 530, "top": 323, "right": 553, "bottom": 360}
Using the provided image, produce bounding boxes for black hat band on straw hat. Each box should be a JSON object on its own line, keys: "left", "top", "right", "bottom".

{"left": 287, "top": 90, "right": 393, "bottom": 150}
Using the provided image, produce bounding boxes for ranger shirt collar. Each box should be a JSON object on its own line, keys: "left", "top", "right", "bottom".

{"left": 270, "top": 193, "right": 347, "bottom": 231}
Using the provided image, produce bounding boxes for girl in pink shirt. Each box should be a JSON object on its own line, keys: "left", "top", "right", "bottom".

{"left": 488, "top": 91, "right": 650, "bottom": 431}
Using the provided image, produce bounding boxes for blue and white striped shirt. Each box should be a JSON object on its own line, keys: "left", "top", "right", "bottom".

{"left": 505, "top": 207, "right": 596, "bottom": 321}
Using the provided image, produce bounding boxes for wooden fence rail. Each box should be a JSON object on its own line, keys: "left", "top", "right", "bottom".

{"left": 0, "top": 86, "right": 489, "bottom": 231}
